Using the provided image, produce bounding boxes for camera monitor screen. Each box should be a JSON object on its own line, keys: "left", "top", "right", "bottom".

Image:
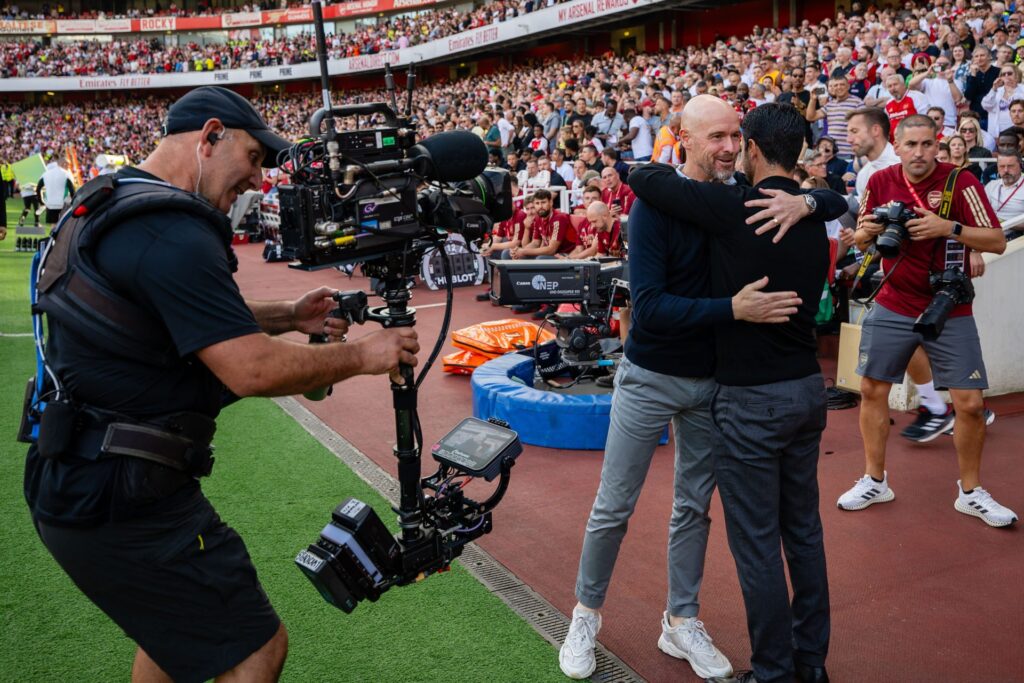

{"left": 431, "top": 418, "right": 521, "bottom": 480}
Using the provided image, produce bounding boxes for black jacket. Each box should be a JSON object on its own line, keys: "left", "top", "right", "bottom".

{"left": 629, "top": 165, "right": 834, "bottom": 386}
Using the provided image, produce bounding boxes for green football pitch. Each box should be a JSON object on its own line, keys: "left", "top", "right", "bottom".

{"left": 0, "top": 198, "right": 568, "bottom": 682}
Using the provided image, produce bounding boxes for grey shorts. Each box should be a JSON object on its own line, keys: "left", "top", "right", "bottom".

{"left": 856, "top": 303, "right": 988, "bottom": 390}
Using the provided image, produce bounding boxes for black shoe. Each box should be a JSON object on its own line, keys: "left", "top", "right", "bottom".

{"left": 795, "top": 663, "right": 829, "bottom": 683}
{"left": 475, "top": 292, "right": 491, "bottom": 302}
{"left": 708, "top": 672, "right": 759, "bottom": 683}
{"left": 511, "top": 304, "right": 540, "bottom": 314}
{"left": 899, "top": 405, "right": 954, "bottom": 443}
{"left": 596, "top": 373, "right": 615, "bottom": 388}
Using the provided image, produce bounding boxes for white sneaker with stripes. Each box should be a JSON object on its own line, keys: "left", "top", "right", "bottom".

{"left": 837, "top": 473, "right": 895, "bottom": 511}
{"left": 954, "top": 481, "right": 1018, "bottom": 528}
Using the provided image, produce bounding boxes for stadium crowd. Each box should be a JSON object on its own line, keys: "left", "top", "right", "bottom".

{"left": 2, "top": 0, "right": 1024, "bottom": 244}
{"left": 0, "top": 0, "right": 569, "bottom": 78}
{"left": 1, "top": 2, "right": 306, "bottom": 20}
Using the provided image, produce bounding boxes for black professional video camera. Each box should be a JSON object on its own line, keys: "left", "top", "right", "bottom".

{"left": 549, "top": 312, "right": 609, "bottom": 364}
{"left": 287, "top": 1, "right": 517, "bottom": 614}
{"left": 275, "top": 73, "right": 511, "bottom": 270}
{"left": 872, "top": 201, "right": 918, "bottom": 258}
{"left": 913, "top": 267, "right": 975, "bottom": 340}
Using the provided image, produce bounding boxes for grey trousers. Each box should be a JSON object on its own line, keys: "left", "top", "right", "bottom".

{"left": 575, "top": 356, "right": 717, "bottom": 617}
{"left": 711, "top": 375, "right": 830, "bottom": 683}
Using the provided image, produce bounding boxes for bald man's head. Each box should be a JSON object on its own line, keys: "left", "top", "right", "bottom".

{"left": 680, "top": 95, "right": 742, "bottom": 182}
{"left": 586, "top": 201, "right": 613, "bottom": 231}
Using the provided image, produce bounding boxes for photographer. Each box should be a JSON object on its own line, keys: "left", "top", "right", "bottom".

{"left": 24, "top": 87, "right": 420, "bottom": 682}
{"left": 837, "top": 114, "right": 1016, "bottom": 528}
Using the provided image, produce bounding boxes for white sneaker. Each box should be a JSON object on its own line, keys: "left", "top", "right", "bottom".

{"left": 837, "top": 473, "right": 895, "bottom": 510}
{"left": 954, "top": 481, "right": 1018, "bottom": 528}
{"left": 559, "top": 606, "right": 601, "bottom": 679}
{"left": 657, "top": 612, "right": 734, "bottom": 679}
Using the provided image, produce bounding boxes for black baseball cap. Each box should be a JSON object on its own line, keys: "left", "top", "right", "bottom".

{"left": 162, "top": 86, "right": 290, "bottom": 167}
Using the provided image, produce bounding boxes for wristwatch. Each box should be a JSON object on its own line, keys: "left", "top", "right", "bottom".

{"left": 951, "top": 221, "right": 964, "bottom": 238}
{"left": 803, "top": 194, "right": 818, "bottom": 214}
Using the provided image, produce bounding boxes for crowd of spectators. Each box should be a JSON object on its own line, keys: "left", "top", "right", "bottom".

{"left": 0, "top": 0, "right": 570, "bottom": 78}
{"left": 3, "top": 0, "right": 1024, "bottom": 242}
{"left": 1, "top": 2, "right": 303, "bottom": 21}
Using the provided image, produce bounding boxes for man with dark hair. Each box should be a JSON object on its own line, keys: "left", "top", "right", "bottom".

{"left": 777, "top": 66, "right": 813, "bottom": 143}
{"left": 984, "top": 149, "right": 1024, "bottom": 222}
{"left": 847, "top": 107, "right": 900, "bottom": 198}
{"left": 511, "top": 188, "right": 576, "bottom": 259}
{"left": 580, "top": 143, "right": 604, "bottom": 173}
{"left": 629, "top": 102, "right": 834, "bottom": 683}
{"left": 1009, "top": 98, "right": 1024, "bottom": 127}
{"left": 838, "top": 114, "right": 1015, "bottom": 528}
{"left": 806, "top": 71, "right": 864, "bottom": 158}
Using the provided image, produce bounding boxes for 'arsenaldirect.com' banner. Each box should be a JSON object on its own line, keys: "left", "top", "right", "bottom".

{"left": 2, "top": 0, "right": 656, "bottom": 92}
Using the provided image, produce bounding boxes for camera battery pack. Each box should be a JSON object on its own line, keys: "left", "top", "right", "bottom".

{"left": 37, "top": 399, "right": 78, "bottom": 460}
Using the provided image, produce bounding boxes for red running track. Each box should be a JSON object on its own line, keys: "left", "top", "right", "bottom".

{"left": 233, "top": 243, "right": 1024, "bottom": 683}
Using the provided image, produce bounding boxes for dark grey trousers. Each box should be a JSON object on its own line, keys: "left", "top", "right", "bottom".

{"left": 711, "top": 374, "right": 830, "bottom": 683}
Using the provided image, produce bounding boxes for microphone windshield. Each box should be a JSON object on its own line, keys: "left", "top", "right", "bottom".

{"left": 410, "top": 130, "right": 488, "bottom": 183}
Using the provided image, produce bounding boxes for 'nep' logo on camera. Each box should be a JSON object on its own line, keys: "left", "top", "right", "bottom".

{"left": 531, "top": 274, "right": 560, "bottom": 291}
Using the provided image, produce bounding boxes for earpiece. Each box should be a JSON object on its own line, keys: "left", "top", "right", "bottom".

{"left": 207, "top": 131, "right": 223, "bottom": 146}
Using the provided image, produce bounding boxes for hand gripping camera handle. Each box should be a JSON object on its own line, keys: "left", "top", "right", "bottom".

{"left": 303, "top": 309, "right": 347, "bottom": 401}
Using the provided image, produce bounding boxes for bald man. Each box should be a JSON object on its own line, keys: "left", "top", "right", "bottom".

{"left": 562, "top": 201, "right": 620, "bottom": 260}
{"left": 559, "top": 95, "right": 846, "bottom": 681}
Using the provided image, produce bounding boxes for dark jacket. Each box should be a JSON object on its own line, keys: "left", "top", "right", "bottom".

{"left": 629, "top": 165, "right": 835, "bottom": 386}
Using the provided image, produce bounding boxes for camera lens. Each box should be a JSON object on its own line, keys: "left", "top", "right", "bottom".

{"left": 875, "top": 225, "right": 905, "bottom": 258}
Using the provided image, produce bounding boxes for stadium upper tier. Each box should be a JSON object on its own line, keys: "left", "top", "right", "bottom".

{"left": 0, "top": 0, "right": 675, "bottom": 90}
{"left": 0, "top": 1, "right": 448, "bottom": 34}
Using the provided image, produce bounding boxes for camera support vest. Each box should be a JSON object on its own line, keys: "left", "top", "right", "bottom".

{"left": 34, "top": 174, "right": 237, "bottom": 369}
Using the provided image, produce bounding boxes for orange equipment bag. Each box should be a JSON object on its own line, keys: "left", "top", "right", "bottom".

{"left": 442, "top": 349, "right": 492, "bottom": 375}
{"left": 450, "top": 319, "right": 554, "bottom": 357}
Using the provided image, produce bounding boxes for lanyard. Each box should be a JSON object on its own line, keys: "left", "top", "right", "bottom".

{"left": 901, "top": 169, "right": 928, "bottom": 209}
{"left": 997, "top": 177, "right": 1024, "bottom": 212}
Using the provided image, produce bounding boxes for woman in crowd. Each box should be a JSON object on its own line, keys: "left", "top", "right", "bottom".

{"left": 951, "top": 44, "right": 970, "bottom": 95}
{"left": 982, "top": 63, "right": 1024, "bottom": 138}
{"left": 815, "top": 137, "right": 849, "bottom": 194}
{"left": 948, "top": 133, "right": 985, "bottom": 181}
{"left": 958, "top": 116, "right": 995, "bottom": 153}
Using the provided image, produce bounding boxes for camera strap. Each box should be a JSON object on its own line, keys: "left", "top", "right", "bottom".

{"left": 934, "top": 167, "right": 968, "bottom": 272}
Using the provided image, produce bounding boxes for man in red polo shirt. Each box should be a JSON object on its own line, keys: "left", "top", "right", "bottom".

{"left": 884, "top": 72, "right": 927, "bottom": 142}
{"left": 564, "top": 201, "right": 621, "bottom": 260}
{"left": 837, "top": 114, "right": 1016, "bottom": 528}
{"left": 511, "top": 188, "right": 577, "bottom": 259}
{"left": 600, "top": 166, "right": 636, "bottom": 221}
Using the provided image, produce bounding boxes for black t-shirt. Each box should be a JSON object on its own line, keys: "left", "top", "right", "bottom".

{"left": 24, "top": 167, "right": 261, "bottom": 527}
{"left": 778, "top": 90, "right": 813, "bottom": 143}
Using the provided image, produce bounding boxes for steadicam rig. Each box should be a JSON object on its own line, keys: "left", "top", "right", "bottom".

{"left": 287, "top": 6, "right": 519, "bottom": 612}
{"left": 296, "top": 414, "right": 522, "bottom": 613}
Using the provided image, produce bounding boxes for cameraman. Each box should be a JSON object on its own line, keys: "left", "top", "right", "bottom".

{"left": 25, "top": 87, "right": 420, "bottom": 682}
{"left": 837, "top": 114, "right": 1016, "bottom": 528}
